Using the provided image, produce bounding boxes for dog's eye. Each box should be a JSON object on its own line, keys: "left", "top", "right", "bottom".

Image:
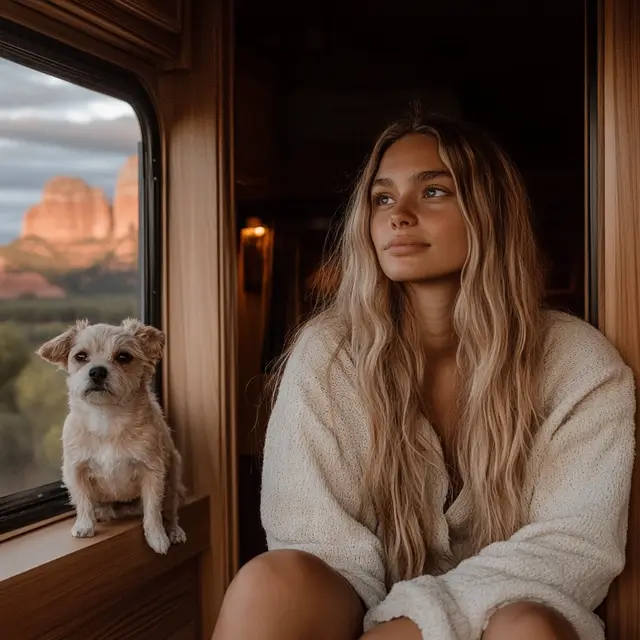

{"left": 74, "top": 351, "right": 88, "bottom": 362}
{"left": 116, "top": 351, "right": 133, "bottom": 364}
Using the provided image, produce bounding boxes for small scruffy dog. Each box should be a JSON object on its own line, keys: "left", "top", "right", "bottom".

{"left": 37, "top": 318, "right": 186, "bottom": 554}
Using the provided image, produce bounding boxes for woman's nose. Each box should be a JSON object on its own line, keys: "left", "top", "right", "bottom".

{"left": 390, "top": 206, "right": 418, "bottom": 229}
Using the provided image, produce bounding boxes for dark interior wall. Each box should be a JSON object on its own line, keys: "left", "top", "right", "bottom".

{"left": 236, "top": 0, "right": 585, "bottom": 301}
{"left": 234, "top": 0, "right": 586, "bottom": 565}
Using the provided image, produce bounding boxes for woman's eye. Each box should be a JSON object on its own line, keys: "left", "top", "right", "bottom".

{"left": 116, "top": 352, "right": 133, "bottom": 364}
{"left": 373, "top": 193, "right": 393, "bottom": 206}
{"left": 425, "top": 186, "right": 448, "bottom": 198}
{"left": 74, "top": 351, "right": 88, "bottom": 362}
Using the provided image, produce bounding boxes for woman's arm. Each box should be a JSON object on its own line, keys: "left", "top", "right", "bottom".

{"left": 364, "top": 344, "right": 636, "bottom": 640}
{"left": 260, "top": 327, "right": 387, "bottom": 610}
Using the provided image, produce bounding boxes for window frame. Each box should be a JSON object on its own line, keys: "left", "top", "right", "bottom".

{"left": 0, "top": 18, "right": 162, "bottom": 536}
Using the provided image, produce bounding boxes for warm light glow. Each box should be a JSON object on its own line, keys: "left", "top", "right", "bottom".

{"left": 241, "top": 225, "right": 268, "bottom": 239}
{"left": 240, "top": 220, "right": 271, "bottom": 294}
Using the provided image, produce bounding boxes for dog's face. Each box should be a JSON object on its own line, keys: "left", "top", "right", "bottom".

{"left": 36, "top": 318, "right": 165, "bottom": 405}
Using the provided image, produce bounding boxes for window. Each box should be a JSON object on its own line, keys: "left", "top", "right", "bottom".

{"left": 0, "top": 20, "right": 161, "bottom": 535}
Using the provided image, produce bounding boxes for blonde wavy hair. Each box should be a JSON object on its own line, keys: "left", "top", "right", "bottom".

{"left": 269, "top": 113, "right": 545, "bottom": 587}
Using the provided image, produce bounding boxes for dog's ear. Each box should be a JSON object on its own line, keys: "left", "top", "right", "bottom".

{"left": 37, "top": 319, "right": 89, "bottom": 369}
{"left": 122, "top": 318, "right": 166, "bottom": 363}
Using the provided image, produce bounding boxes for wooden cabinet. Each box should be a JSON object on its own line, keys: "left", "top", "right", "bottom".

{"left": 235, "top": 54, "right": 279, "bottom": 201}
{"left": 10, "top": 0, "right": 190, "bottom": 69}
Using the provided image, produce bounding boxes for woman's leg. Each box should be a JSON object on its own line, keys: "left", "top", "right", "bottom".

{"left": 360, "top": 617, "right": 421, "bottom": 639}
{"left": 483, "top": 601, "right": 580, "bottom": 640}
{"left": 211, "top": 549, "right": 365, "bottom": 640}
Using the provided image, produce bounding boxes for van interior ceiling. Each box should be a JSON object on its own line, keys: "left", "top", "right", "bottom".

{"left": 233, "top": 0, "right": 586, "bottom": 566}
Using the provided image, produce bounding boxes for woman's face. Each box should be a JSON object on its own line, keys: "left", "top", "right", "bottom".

{"left": 369, "top": 133, "right": 469, "bottom": 284}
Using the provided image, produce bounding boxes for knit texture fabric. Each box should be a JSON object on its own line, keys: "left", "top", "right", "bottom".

{"left": 260, "top": 310, "right": 636, "bottom": 640}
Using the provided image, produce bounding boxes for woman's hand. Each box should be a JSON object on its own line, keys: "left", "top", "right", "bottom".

{"left": 360, "top": 617, "right": 422, "bottom": 639}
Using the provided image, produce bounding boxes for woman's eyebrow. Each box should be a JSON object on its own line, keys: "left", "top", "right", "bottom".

{"left": 371, "top": 170, "right": 452, "bottom": 188}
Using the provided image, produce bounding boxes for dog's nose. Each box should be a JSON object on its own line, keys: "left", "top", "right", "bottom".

{"left": 89, "top": 366, "right": 108, "bottom": 383}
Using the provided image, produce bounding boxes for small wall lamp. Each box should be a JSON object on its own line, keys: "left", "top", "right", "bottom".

{"left": 240, "top": 217, "right": 271, "bottom": 294}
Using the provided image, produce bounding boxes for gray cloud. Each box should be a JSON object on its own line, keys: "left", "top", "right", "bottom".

{"left": 0, "top": 141, "right": 131, "bottom": 195}
{"left": 0, "top": 116, "right": 139, "bottom": 155}
{"left": 0, "top": 58, "right": 140, "bottom": 243}
{"left": 0, "top": 205, "right": 28, "bottom": 243}
{"left": 0, "top": 58, "right": 124, "bottom": 112}
{"left": 0, "top": 77, "right": 90, "bottom": 111}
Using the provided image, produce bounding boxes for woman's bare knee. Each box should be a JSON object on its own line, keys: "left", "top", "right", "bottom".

{"left": 212, "top": 549, "right": 364, "bottom": 640}
{"left": 483, "top": 601, "right": 579, "bottom": 640}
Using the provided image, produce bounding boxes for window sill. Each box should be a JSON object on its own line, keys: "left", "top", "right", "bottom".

{"left": 0, "top": 495, "right": 210, "bottom": 639}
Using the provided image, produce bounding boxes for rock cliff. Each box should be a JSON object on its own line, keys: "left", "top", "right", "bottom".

{"left": 113, "top": 155, "right": 139, "bottom": 240}
{"left": 0, "top": 155, "right": 140, "bottom": 299}
{"left": 22, "top": 176, "right": 112, "bottom": 243}
{"left": 18, "top": 154, "right": 139, "bottom": 268}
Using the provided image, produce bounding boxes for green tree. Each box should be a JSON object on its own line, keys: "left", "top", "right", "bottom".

{"left": 0, "top": 322, "right": 32, "bottom": 449}
{"left": 0, "top": 326, "right": 45, "bottom": 492}
{"left": 0, "top": 322, "right": 31, "bottom": 391}
{"left": 15, "top": 357, "right": 68, "bottom": 471}
{"left": 0, "top": 411, "right": 33, "bottom": 474}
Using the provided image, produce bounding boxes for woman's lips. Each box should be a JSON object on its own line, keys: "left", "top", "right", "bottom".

{"left": 384, "top": 237, "right": 430, "bottom": 256}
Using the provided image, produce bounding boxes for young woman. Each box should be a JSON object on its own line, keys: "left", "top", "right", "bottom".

{"left": 212, "top": 115, "right": 636, "bottom": 639}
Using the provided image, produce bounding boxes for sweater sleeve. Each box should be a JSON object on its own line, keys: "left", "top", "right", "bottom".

{"left": 260, "top": 328, "right": 387, "bottom": 609}
{"left": 364, "top": 342, "right": 636, "bottom": 639}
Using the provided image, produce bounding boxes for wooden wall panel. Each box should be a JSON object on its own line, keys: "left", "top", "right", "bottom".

{"left": 53, "top": 559, "right": 200, "bottom": 640}
{"left": 599, "top": 0, "right": 640, "bottom": 635}
{"left": 158, "top": 0, "right": 238, "bottom": 636}
{"left": 0, "top": 498, "right": 209, "bottom": 640}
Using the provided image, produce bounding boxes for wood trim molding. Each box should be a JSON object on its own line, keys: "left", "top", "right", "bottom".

{"left": 158, "top": 0, "right": 237, "bottom": 635}
{"left": 4, "top": 0, "right": 190, "bottom": 70}
{"left": 598, "top": 0, "right": 640, "bottom": 635}
{"left": 1, "top": 1, "right": 152, "bottom": 76}
{"left": 113, "top": 0, "right": 184, "bottom": 34}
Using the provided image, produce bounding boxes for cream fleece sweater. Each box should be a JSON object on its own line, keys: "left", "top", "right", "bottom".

{"left": 260, "top": 310, "right": 636, "bottom": 640}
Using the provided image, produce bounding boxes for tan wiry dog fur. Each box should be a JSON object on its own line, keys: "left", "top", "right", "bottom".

{"left": 37, "top": 318, "right": 186, "bottom": 554}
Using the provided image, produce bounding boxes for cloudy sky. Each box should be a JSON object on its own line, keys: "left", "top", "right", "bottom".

{"left": 0, "top": 57, "right": 140, "bottom": 245}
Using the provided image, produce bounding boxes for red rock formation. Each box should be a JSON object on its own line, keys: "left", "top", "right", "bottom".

{"left": 112, "top": 232, "right": 138, "bottom": 265}
{"left": 21, "top": 176, "right": 112, "bottom": 243}
{"left": 12, "top": 156, "right": 140, "bottom": 274}
{"left": 113, "top": 155, "right": 139, "bottom": 239}
{"left": 0, "top": 256, "right": 65, "bottom": 299}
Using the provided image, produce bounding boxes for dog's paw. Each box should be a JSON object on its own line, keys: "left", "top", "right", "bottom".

{"left": 144, "top": 527, "right": 170, "bottom": 554}
{"left": 71, "top": 520, "right": 95, "bottom": 538}
{"left": 168, "top": 525, "right": 187, "bottom": 545}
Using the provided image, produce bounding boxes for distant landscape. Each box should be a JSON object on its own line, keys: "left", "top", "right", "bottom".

{"left": 0, "top": 155, "right": 140, "bottom": 497}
